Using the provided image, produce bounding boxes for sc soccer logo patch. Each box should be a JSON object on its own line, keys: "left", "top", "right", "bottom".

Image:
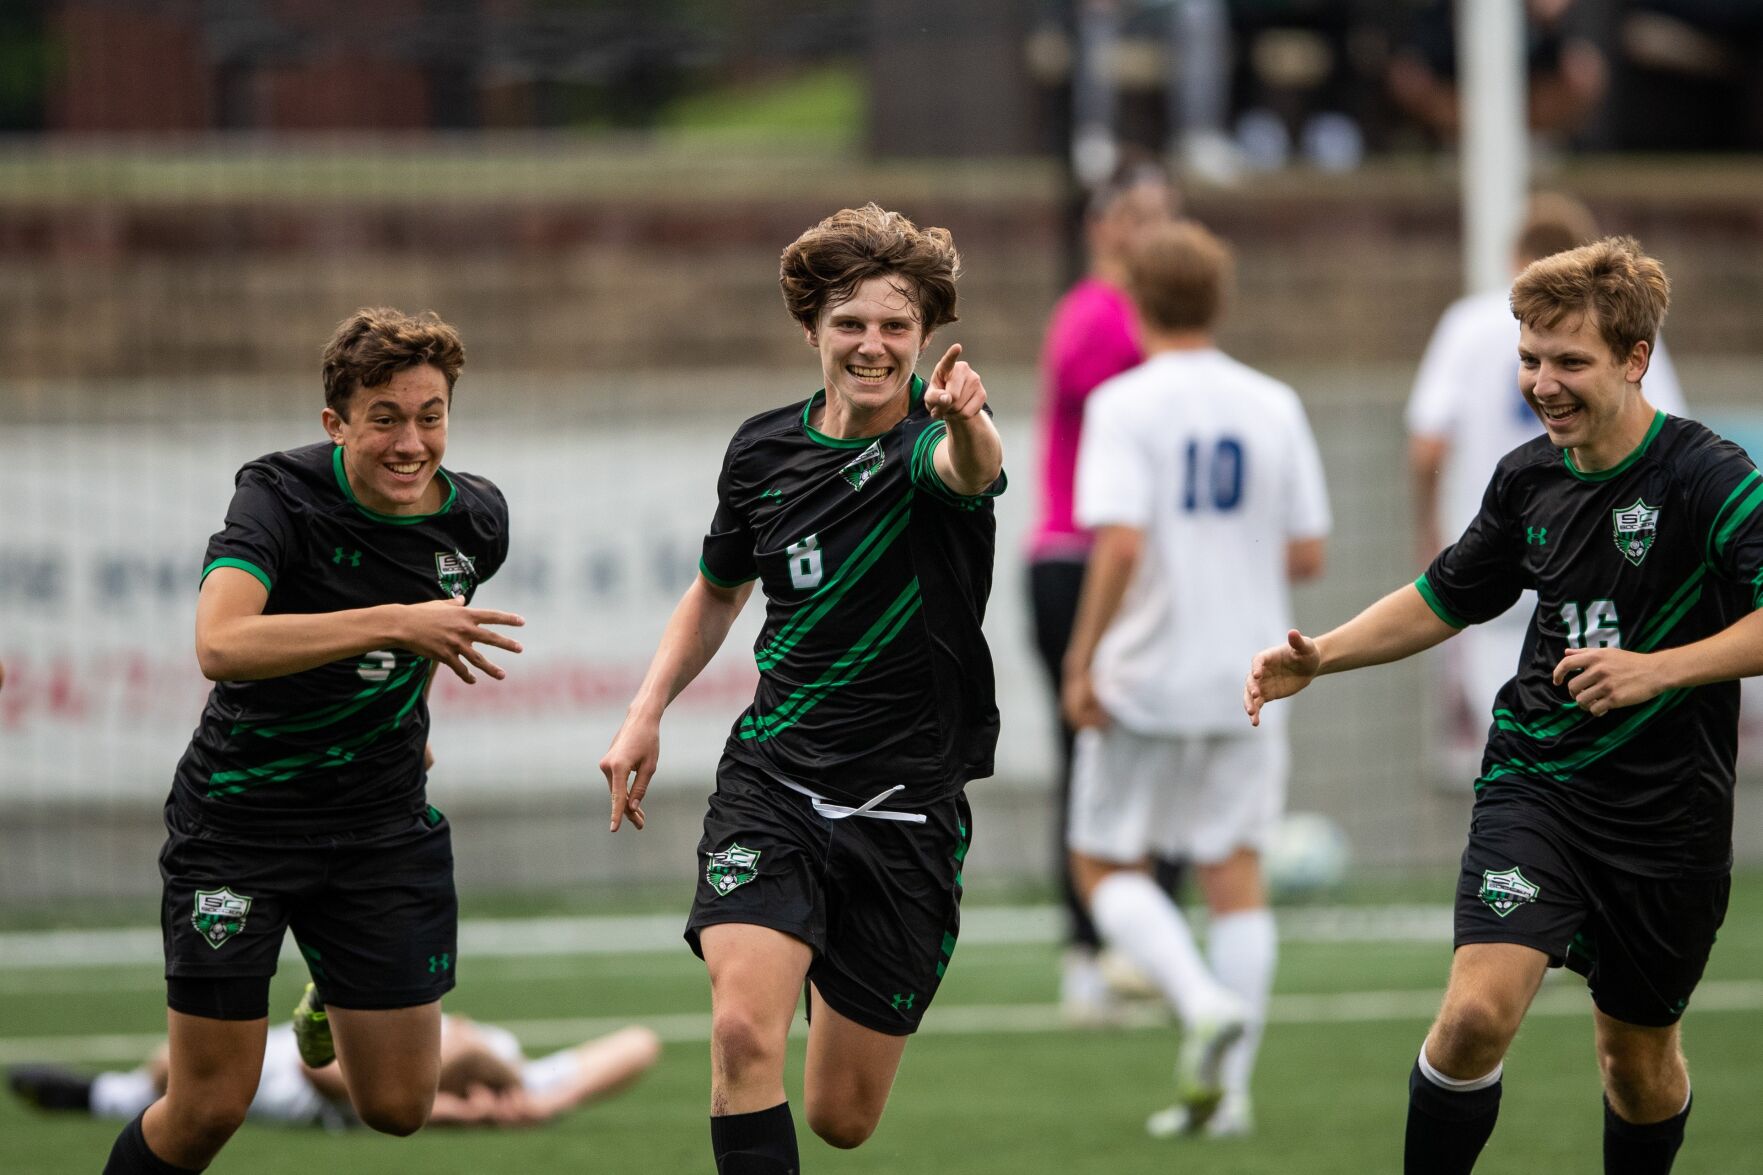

{"left": 192, "top": 886, "right": 253, "bottom": 949}
{"left": 435, "top": 550, "right": 478, "bottom": 597}
{"left": 1479, "top": 867, "right": 1540, "bottom": 919}
{"left": 1612, "top": 500, "right": 1660, "bottom": 567}
{"left": 706, "top": 843, "right": 761, "bottom": 898}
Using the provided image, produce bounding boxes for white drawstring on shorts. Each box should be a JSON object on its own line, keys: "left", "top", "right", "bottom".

{"left": 777, "top": 779, "right": 927, "bottom": 824}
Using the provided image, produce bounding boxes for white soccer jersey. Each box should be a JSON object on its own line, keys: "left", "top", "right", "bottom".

{"left": 1075, "top": 348, "right": 1331, "bottom": 734}
{"left": 1405, "top": 289, "right": 1688, "bottom": 542}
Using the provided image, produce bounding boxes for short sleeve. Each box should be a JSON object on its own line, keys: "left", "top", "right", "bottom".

{"left": 1693, "top": 443, "right": 1763, "bottom": 606}
{"left": 480, "top": 481, "right": 511, "bottom": 585}
{"left": 1284, "top": 397, "right": 1332, "bottom": 539}
{"left": 700, "top": 436, "right": 759, "bottom": 587}
{"left": 201, "top": 467, "right": 297, "bottom": 593}
{"left": 1073, "top": 389, "right": 1152, "bottom": 529}
{"left": 1417, "top": 473, "right": 1528, "bottom": 627}
{"left": 1645, "top": 337, "right": 1688, "bottom": 416}
{"left": 1404, "top": 299, "right": 1476, "bottom": 438}
{"left": 907, "top": 411, "right": 1007, "bottom": 509}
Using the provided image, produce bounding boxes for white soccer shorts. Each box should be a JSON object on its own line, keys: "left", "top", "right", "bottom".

{"left": 1067, "top": 725, "right": 1288, "bottom": 865}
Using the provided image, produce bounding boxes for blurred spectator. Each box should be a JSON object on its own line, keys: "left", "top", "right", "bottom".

{"left": 1386, "top": 0, "right": 1609, "bottom": 145}
{"left": 1614, "top": 1, "right": 1763, "bottom": 150}
{"left": 1029, "top": 155, "right": 1182, "bottom": 1022}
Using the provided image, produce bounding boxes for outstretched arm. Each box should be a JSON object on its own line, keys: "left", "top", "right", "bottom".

{"left": 599, "top": 574, "right": 754, "bottom": 831}
{"left": 1554, "top": 607, "right": 1763, "bottom": 717}
{"left": 1244, "top": 582, "right": 1457, "bottom": 726}
{"left": 1061, "top": 524, "right": 1143, "bottom": 730}
{"left": 195, "top": 567, "right": 524, "bottom": 684}
{"left": 927, "top": 343, "right": 1004, "bottom": 495}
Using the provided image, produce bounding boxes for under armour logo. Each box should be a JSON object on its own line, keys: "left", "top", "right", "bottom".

{"left": 891, "top": 992, "right": 916, "bottom": 1011}
{"left": 332, "top": 547, "right": 362, "bottom": 567}
{"left": 427, "top": 953, "right": 451, "bottom": 974}
{"left": 1526, "top": 527, "right": 1548, "bottom": 546}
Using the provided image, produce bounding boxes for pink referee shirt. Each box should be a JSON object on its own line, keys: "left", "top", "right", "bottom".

{"left": 1028, "top": 277, "right": 1144, "bottom": 562}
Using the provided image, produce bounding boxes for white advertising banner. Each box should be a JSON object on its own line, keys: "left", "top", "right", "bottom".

{"left": 0, "top": 420, "right": 1052, "bottom": 801}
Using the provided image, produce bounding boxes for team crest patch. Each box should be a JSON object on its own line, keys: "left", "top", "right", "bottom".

{"left": 1479, "top": 867, "right": 1540, "bottom": 918}
{"left": 1612, "top": 499, "right": 1660, "bottom": 567}
{"left": 706, "top": 843, "right": 761, "bottom": 897}
{"left": 192, "top": 886, "right": 252, "bottom": 949}
{"left": 839, "top": 441, "right": 886, "bottom": 491}
{"left": 435, "top": 550, "right": 478, "bottom": 596}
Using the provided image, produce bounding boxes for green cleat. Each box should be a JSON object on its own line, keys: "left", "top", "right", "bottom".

{"left": 292, "top": 982, "right": 335, "bottom": 1068}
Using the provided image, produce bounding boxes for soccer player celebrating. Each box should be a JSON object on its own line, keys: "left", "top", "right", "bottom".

{"left": 1246, "top": 238, "right": 1746, "bottom": 1175}
{"left": 1063, "top": 220, "right": 1330, "bottom": 1138}
{"left": 105, "top": 308, "right": 522, "bottom": 1174}
{"left": 600, "top": 203, "right": 1004, "bottom": 1174}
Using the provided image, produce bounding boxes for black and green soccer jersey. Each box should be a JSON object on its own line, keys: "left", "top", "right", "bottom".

{"left": 700, "top": 375, "right": 1004, "bottom": 806}
{"left": 172, "top": 441, "right": 509, "bottom": 836}
{"left": 1419, "top": 412, "right": 1763, "bottom": 878}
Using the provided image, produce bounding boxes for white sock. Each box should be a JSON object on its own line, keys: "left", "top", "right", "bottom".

{"left": 89, "top": 1069, "right": 158, "bottom": 1119}
{"left": 1089, "top": 871, "right": 1227, "bottom": 1027}
{"left": 1207, "top": 907, "right": 1277, "bottom": 1098}
{"left": 1418, "top": 1039, "right": 1503, "bottom": 1091}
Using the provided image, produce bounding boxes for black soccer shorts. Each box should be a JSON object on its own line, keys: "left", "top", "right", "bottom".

{"left": 684, "top": 755, "right": 970, "bottom": 1036}
{"left": 159, "top": 805, "right": 460, "bottom": 1019}
{"left": 1453, "top": 811, "right": 1730, "bottom": 1027}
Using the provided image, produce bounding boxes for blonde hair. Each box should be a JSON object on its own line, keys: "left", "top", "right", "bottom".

{"left": 1509, "top": 236, "right": 1670, "bottom": 361}
{"left": 1124, "top": 219, "right": 1234, "bottom": 333}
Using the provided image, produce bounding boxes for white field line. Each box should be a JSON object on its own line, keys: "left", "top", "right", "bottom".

{"left": 4, "top": 981, "right": 1760, "bottom": 1065}
{"left": 0, "top": 904, "right": 1451, "bottom": 971}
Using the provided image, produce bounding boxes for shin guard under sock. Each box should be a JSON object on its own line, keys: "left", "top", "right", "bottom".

{"left": 1405, "top": 1057, "right": 1502, "bottom": 1175}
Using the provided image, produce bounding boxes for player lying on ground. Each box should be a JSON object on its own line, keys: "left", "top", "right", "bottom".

{"left": 1246, "top": 237, "right": 1749, "bottom": 1175}
{"left": 104, "top": 308, "right": 524, "bottom": 1175}
{"left": 601, "top": 203, "right": 1005, "bottom": 1174}
{"left": 13, "top": 1018, "right": 660, "bottom": 1130}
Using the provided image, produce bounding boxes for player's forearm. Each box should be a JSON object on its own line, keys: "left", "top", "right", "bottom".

{"left": 1313, "top": 583, "right": 1457, "bottom": 675}
{"left": 1649, "top": 609, "right": 1763, "bottom": 690}
{"left": 937, "top": 412, "right": 1004, "bottom": 496}
{"left": 1062, "top": 527, "right": 1142, "bottom": 673}
{"left": 625, "top": 576, "right": 751, "bottom": 722}
{"left": 196, "top": 605, "right": 409, "bottom": 681}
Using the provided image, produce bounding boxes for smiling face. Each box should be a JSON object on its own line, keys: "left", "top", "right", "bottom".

{"left": 805, "top": 275, "right": 931, "bottom": 432}
{"left": 1517, "top": 313, "right": 1652, "bottom": 472}
{"left": 322, "top": 363, "right": 450, "bottom": 515}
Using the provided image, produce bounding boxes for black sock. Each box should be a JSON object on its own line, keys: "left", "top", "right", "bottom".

{"left": 711, "top": 1101, "right": 799, "bottom": 1175}
{"left": 1604, "top": 1093, "right": 1691, "bottom": 1175}
{"left": 103, "top": 1111, "right": 204, "bottom": 1174}
{"left": 1405, "top": 1057, "right": 1502, "bottom": 1175}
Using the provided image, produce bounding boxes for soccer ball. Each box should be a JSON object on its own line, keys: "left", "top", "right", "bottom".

{"left": 1264, "top": 811, "right": 1350, "bottom": 900}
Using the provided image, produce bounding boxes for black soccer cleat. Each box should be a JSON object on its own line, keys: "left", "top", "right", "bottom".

{"left": 7, "top": 1065, "right": 95, "bottom": 1112}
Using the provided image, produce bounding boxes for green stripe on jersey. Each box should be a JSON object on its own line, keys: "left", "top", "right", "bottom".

{"left": 229, "top": 660, "right": 426, "bottom": 740}
{"left": 1479, "top": 687, "right": 1694, "bottom": 789}
{"left": 202, "top": 558, "right": 271, "bottom": 592}
{"left": 755, "top": 497, "right": 911, "bottom": 672}
{"left": 206, "top": 669, "right": 428, "bottom": 796}
{"left": 740, "top": 580, "right": 922, "bottom": 743}
{"left": 1414, "top": 575, "right": 1468, "bottom": 629}
{"left": 1709, "top": 469, "right": 1763, "bottom": 565}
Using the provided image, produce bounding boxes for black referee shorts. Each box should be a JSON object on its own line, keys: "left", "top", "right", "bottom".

{"left": 685, "top": 756, "right": 970, "bottom": 1036}
{"left": 159, "top": 805, "right": 459, "bottom": 1020}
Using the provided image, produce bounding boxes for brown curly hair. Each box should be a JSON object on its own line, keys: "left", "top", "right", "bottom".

{"left": 321, "top": 307, "right": 466, "bottom": 418}
{"left": 778, "top": 204, "right": 960, "bottom": 333}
